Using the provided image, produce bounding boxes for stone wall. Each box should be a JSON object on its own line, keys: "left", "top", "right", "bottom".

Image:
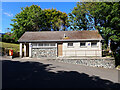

{"left": 50, "top": 58, "right": 115, "bottom": 69}
{"left": 32, "top": 48, "right": 57, "bottom": 58}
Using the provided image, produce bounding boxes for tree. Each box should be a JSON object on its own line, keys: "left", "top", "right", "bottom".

{"left": 11, "top": 5, "right": 45, "bottom": 41}
{"left": 69, "top": 2, "right": 120, "bottom": 65}
{"left": 10, "top": 5, "right": 69, "bottom": 42}
{"left": 43, "top": 8, "right": 69, "bottom": 31}
{"left": 2, "top": 32, "right": 15, "bottom": 43}
{"left": 68, "top": 2, "right": 93, "bottom": 30}
{"left": 86, "top": 2, "right": 120, "bottom": 65}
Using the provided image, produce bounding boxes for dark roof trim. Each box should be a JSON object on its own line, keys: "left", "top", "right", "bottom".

{"left": 18, "top": 39, "right": 104, "bottom": 43}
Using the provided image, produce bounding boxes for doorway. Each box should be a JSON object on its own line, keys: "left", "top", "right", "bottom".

{"left": 57, "top": 43, "right": 63, "bottom": 57}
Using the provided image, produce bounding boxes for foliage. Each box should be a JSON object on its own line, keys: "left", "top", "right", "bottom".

{"left": 11, "top": 5, "right": 45, "bottom": 42}
{"left": 44, "top": 8, "right": 69, "bottom": 31}
{"left": 68, "top": 2, "right": 95, "bottom": 30}
{"left": 69, "top": 2, "right": 120, "bottom": 44}
{"left": 2, "top": 32, "right": 15, "bottom": 43}
{"left": 10, "top": 5, "right": 69, "bottom": 42}
{"left": 69, "top": 2, "right": 120, "bottom": 65}
{"left": 87, "top": 2, "right": 120, "bottom": 46}
{"left": 87, "top": 2, "right": 120, "bottom": 65}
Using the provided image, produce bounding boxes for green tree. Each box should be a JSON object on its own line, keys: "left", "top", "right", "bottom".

{"left": 68, "top": 2, "right": 93, "bottom": 30}
{"left": 2, "top": 32, "right": 15, "bottom": 43}
{"left": 11, "top": 5, "right": 46, "bottom": 41}
{"left": 43, "top": 8, "right": 69, "bottom": 31}
{"left": 70, "top": 2, "right": 120, "bottom": 65}
{"left": 86, "top": 2, "right": 120, "bottom": 65}
{"left": 11, "top": 5, "right": 69, "bottom": 42}
{"left": 86, "top": 2, "right": 120, "bottom": 46}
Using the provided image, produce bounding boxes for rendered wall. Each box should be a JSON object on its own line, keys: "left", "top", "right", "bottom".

{"left": 62, "top": 41, "right": 102, "bottom": 57}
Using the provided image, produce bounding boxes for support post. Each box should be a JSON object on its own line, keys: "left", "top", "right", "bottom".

{"left": 20, "top": 43, "right": 22, "bottom": 58}
{"left": 99, "top": 40, "right": 102, "bottom": 57}
{"left": 24, "top": 43, "right": 26, "bottom": 57}
{"left": 29, "top": 43, "right": 32, "bottom": 58}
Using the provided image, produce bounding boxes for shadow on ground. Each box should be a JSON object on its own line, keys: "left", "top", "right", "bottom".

{"left": 2, "top": 60, "right": 120, "bottom": 88}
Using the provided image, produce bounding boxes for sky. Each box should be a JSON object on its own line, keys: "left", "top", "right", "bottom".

{"left": 1, "top": 2, "right": 77, "bottom": 33}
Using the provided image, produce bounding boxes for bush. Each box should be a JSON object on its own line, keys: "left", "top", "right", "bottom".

{"left": 114, "top": 53, "right": 120, "bottom": 67}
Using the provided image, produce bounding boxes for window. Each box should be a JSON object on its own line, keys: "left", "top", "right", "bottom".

{"left": 32, "top": 43, "right": 37, "bottom": 46}
{"left": 50, "top": 43, "right": 55, "bottom": 46}
{"left": 80, "top": 42, "right": 86, "bottom": 47}
{"left": 91, "top": 42, "right": 97, "bottom": 47}
{"left": 44, "top": 43, "right": 49, "bottom": 46}
{"left": 38, "top": 43, "right": 43, "bottom": 46}
{"left": 68, "top": 43, "right": 73, "bottom": 47}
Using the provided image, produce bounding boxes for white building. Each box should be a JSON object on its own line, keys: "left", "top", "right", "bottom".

{"left": 18, "top": 30, "right": 103, "bottom": 58}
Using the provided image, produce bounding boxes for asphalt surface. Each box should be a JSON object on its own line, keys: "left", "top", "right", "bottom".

{"left": 1, "top": 57, "right": 120, "bottom": 88}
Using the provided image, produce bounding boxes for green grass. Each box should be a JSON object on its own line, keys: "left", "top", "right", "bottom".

{"left": 0, "top": 42, "right": 19, "bottom": 52}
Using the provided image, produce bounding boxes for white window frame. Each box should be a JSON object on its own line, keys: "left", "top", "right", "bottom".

{"left": 50, "top": 43, "right": 56, "bottom": 46}
{"left": 80, "top": 42, "right": 86, "bottom": 48}
{"left": 32, "top": 43, "right": 56, "bottom": 48}
{"left": 67, "top": 42, "right": 74, "bottom": 48}
{"left": 91, "top": 42, "right": 97, "bottom": 48}
{"left": 32, "top": 43, "right": 37, "bottom": 47}
{"left": 44, "top": 43, "right": 49, "bottom": 46}
{"left": 38, "top": 43, "right": 43, "bottom": 46}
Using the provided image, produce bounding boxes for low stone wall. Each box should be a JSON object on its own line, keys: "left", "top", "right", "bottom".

{"left": 50, "top": 58, "right": 115, "bottom": 69}
{"left": 32, "top": 48, "right": 57, "bottom": 58}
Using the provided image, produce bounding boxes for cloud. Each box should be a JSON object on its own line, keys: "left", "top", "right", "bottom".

{"left": 4, "top": 12, "right": 13, "bottom": 17}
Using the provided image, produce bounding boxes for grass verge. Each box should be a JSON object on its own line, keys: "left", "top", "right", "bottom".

{"left": 0, "top": 42, "right": 19, "bottom": 52}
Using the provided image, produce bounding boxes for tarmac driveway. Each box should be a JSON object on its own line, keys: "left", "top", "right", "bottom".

{"left": 2, "top": 57, "right": 120, "bottom": 88}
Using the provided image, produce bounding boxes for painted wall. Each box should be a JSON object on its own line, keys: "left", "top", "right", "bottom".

{"left": 28, "top": 41, "right": 102, "bottom": 58}
{"left": 62, "top": 41, "right": 102, "bottom": 57}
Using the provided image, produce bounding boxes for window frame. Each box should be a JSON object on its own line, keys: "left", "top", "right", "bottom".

{"left": 80, "top": 42, "right": 86, "bottom": 48}
{"left": 91, "top": 42, "right": 97, "bottom": 48}
{"left": 32, "top": 43, "right": 37, "bottom": 47}
{"left": 50, "top": 43, "right": 56, "bottom": 46}
{"left": 67, "top": 42, "right": 74, "bottom": 47}
{"left": 38, "top": 43, "right": 43, "bottom": 46}
{"left": 32, "top": 43, "right": 56, "bottom": 48}
{"left": 43, "top": 43, "right": 49, "bottom": 46}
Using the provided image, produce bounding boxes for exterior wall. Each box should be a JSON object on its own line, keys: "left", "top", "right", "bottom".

{"left": 29, "top": 41, "right": 102, "bottom": 58}
{"left": 31, "top": 43, "right": 57, "bottom": 58}
{"left": 62, "top": 41, "right": 102, "bottom": 57}
{"left": 32, "top": 48, "right": 57, "bottom": 58}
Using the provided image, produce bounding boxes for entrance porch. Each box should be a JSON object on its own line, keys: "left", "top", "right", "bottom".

{"left": 19, "top": 43, "right": 32, "bottom": 58}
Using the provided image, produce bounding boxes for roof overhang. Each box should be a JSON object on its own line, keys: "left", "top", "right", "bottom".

{"left": 18, "top": 39, "right": 104, "bottom": 43}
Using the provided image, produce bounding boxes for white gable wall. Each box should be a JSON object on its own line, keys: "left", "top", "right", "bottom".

{"left": 62, "top": 41, "right": 102, "bottom": 57}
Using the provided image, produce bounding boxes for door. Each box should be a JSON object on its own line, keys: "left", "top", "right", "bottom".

{"left": 26, "top": 44, "right": 29, "bottom": 57}
{"left": 58, "top": 43, "right": 63, "bottom": 56}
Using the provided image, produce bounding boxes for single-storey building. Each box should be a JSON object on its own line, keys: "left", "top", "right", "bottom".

{"left": 18, "top": 30, "right": 103, "bottom": 58}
